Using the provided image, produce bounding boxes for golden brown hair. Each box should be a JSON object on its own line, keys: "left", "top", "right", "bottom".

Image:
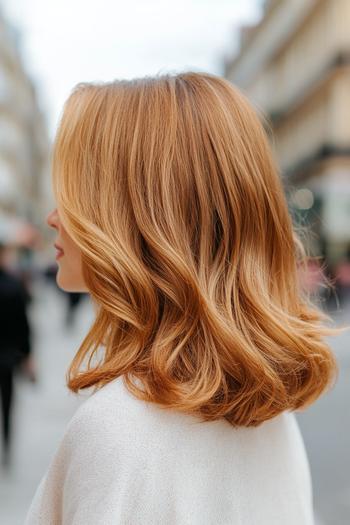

{"left": 52, "top": 71, "right": 342, "bottom": 427}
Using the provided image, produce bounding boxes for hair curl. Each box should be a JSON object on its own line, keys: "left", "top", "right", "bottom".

{"left": 52, "top": 71, "right": 343, "bottom": 427}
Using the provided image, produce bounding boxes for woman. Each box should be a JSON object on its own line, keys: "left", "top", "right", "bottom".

{"left": 25, "top": 72, "right": 339, "bottom": 524}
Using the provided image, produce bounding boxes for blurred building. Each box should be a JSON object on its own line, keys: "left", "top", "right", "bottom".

{"left": 0, "top": 9, "right": 49, "bottom": 250}
{"left": 224, "top": 0, "right": 350, "bottom": 267}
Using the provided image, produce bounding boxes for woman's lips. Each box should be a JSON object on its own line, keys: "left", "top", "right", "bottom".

{"left": 54, "top": 243, "right": 64, "bottom": 259}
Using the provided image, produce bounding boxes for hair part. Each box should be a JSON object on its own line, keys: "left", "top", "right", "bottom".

{"left": 52, "top": 71, "right": 343, "bottom": 427}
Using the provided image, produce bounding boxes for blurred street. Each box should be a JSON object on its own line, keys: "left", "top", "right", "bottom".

{"left": 0, "top": 278, "right": 349, "bottom": 524}
{"left": 297, "top": 306, "right": 350, "bottom": 525}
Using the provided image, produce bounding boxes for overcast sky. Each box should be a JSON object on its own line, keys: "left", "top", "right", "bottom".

{"left": 2, "top": 0, "right": 262, "bottom": 138}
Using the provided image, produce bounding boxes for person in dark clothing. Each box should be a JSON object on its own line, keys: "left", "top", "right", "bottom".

{"left": 0, "top": 242, "right": 32, "bottom": 466}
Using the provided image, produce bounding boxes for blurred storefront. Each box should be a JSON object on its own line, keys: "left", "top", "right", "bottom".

{"left": 0, "top": 9, "right": 50, "bottom": 272}
{"left": 224, "top": 0, "right": 350, "bottom": 270}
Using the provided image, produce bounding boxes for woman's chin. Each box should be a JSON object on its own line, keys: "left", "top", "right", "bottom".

{"left": 56, "top": 269, "right": 86, "bottom": 293}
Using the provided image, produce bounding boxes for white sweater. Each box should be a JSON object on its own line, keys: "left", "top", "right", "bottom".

{"left": 25, "top": 376, "right": 314, "bottom": 524}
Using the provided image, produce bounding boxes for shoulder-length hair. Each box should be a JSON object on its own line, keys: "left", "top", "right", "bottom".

{"left": 52, "top": 71, "right": 341, "bottom": 427}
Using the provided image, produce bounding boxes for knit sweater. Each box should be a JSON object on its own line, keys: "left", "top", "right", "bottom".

{"left": 24, "top": 375, "right": 314, "bottom": 524}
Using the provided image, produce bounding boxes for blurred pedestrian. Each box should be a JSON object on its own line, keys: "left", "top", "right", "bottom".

{"left": 0, "top": 241, "right": 35, "bottom": 467}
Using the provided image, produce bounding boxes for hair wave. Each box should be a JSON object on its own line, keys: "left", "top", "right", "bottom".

{"left": 52, "top": 72, "right": 343, "bottom": 427}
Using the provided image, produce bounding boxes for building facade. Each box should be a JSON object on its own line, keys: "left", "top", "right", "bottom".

{"left": 0, "top": 10, "right": 49, "bottom": 248}
{"left": 225, "top": 0, "right": 350, "bottom": 266}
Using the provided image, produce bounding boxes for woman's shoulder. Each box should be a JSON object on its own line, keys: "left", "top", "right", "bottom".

{"left": 62, "top": 375, "right": 310, "bottom": 475}
{"left": 69, "top": 374, "right": 206, "bottom": 435}
{"left": 67, "top": 375, "right": 305, "bottom": 443}
{"left": 66, "top": 376, "right": 148, "bottom": 444}
{"left": 63, "top": 375, "right": 191, "bottom": 451}
{"left": 46, "top": 377, "right": 151, "bottom": 484}
{"left": 24, "top": 377, "right": 155, "bottom": 524}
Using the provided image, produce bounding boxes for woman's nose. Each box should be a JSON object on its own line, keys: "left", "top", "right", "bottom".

{"left": 46, "top": 208, "right": 58, "bottom": 229}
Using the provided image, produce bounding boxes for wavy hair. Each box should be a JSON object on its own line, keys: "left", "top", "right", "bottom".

{"left": 52, "top": 71, "right": 342, "bottom": 427}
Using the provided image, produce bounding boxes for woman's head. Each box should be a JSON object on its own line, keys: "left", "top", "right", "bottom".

{"left": 50, "top": 71, "right": 339, "bottom": 426}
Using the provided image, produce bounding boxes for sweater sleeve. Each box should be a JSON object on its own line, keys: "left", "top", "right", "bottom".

{"left": 24, "top": 399, "right": 132, "bottom": 525}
